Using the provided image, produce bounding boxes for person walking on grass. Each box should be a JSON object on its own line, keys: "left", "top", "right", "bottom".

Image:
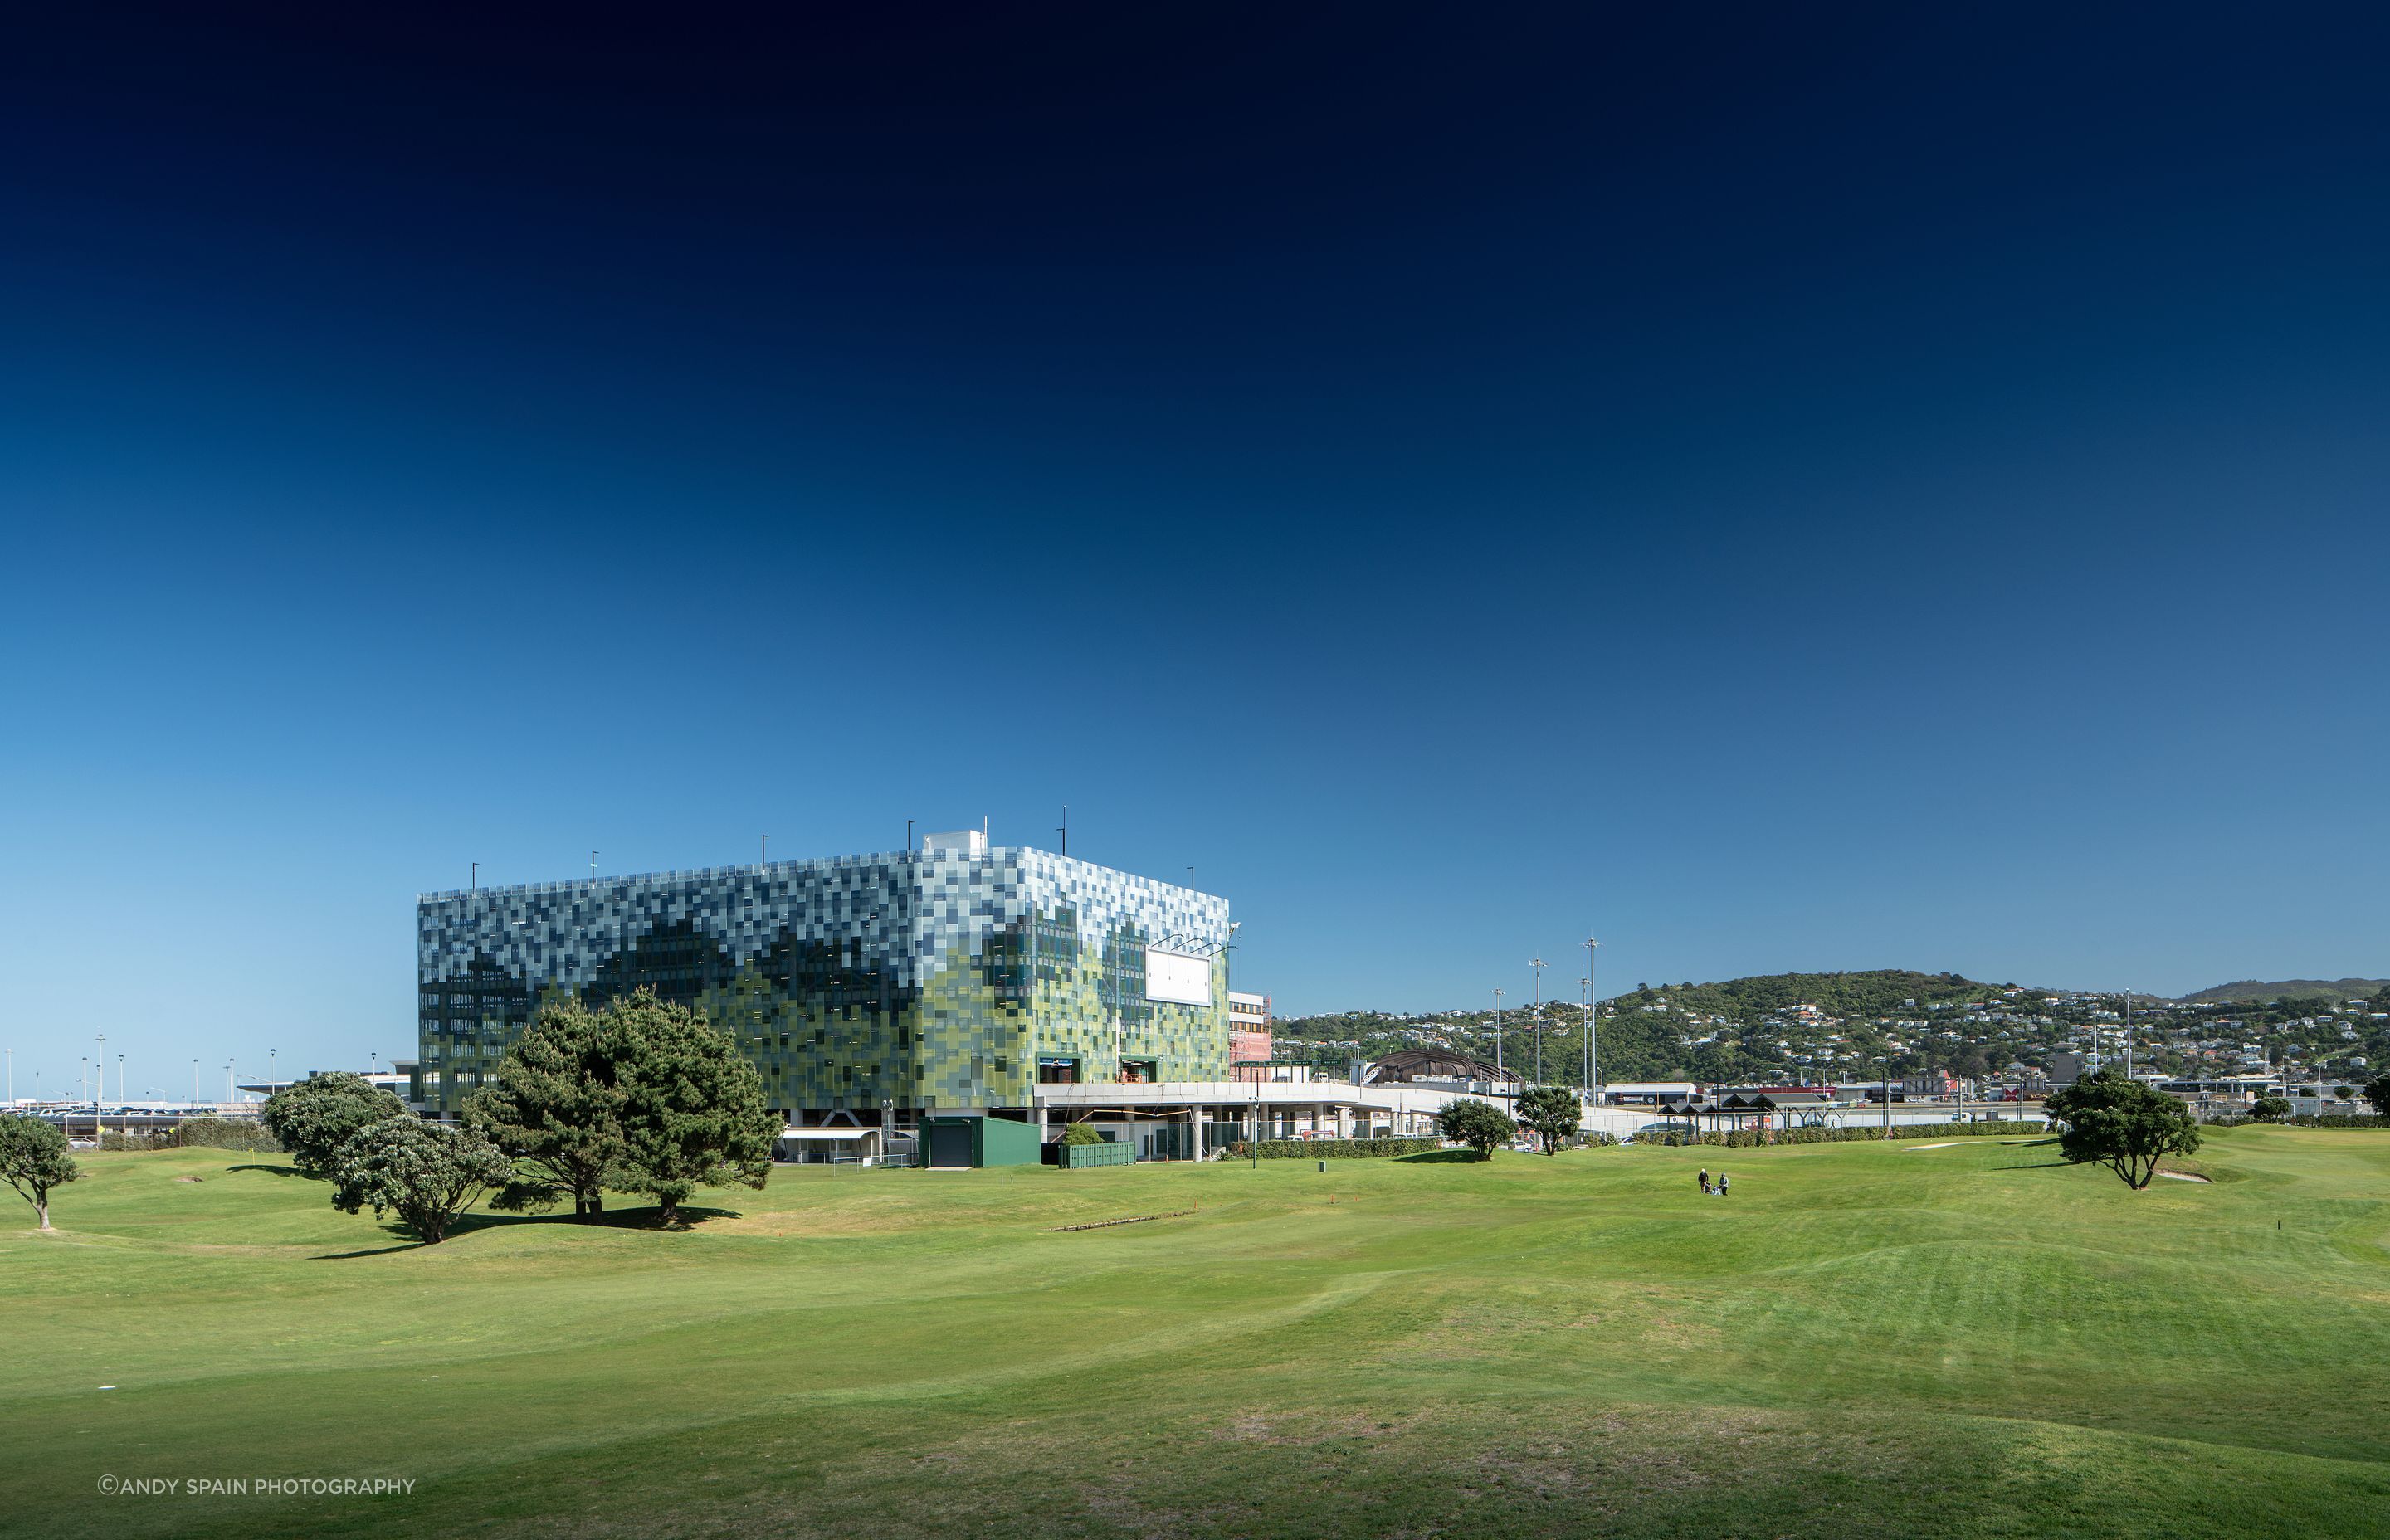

{"left": 1698, "top": 1167, "right": 1709, "bottom": 1192}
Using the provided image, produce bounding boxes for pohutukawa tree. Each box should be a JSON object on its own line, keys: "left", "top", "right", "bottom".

{"left": 0, "top": 1114, "right": 80, "bottom": 1231}
{"left": 466, "top": 999, "right": 630, "bottom": 1219}
{"left": 1436, "top": 1097, "right": 1517, "bottom": 1162}
{"left": 2043, "top": 1070, "right": 2202, "bottom": 1189}
{"left": 1516, "top": 1085, "right": 1583, "bottom": 1155}
{"left": 608, "top": 989, "right": 780, "bottom": 1226}
{"left": 329, "top": 1117, "right": 515, "bottom": 1245}
{"left": 261, "top": 1071, "right": 412, "bottom": 1179}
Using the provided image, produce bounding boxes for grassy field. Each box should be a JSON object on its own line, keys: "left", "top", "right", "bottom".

{"left": 3, "top": 1128, "right": 2387, "bottom": 1539}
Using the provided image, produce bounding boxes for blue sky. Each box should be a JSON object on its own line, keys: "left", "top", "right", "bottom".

{"left": 3, "top": 5, "right": 2388, "bottom": 1094}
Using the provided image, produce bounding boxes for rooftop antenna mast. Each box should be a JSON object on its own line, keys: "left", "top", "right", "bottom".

{"left": 1058, "top": 804, "right": 1067, "bottom": 857}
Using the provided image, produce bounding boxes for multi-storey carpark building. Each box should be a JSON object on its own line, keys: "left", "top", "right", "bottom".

{"left": 412, "top": 831, "right": 1233, "bottom": 1129}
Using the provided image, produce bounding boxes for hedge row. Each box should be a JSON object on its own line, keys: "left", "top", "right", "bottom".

{"left": 1645, "top": 1121, "right": 2045, "bottom": 1148}
{"left": 164, "top": 1118, "right": 284, "bottom": 1153}
{"left": 1217, "top": 1138, "right": 1441, "bottom": 1161}
{"left": 2288, "top": 1114, "right": 2389, "bottom": 1128}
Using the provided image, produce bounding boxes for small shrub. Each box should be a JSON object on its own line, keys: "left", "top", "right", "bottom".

{"left": 1058, "top": 1123, "right": 1105, "bottom": 1147}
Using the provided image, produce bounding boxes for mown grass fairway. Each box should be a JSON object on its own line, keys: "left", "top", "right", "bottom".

{"left": 4, "top": 1129, "right": 2387, "bottom": 1539}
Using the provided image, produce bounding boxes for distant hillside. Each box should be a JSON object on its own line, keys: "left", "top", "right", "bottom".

{"left": 1276, "top": 966, "right": 2390, "bottom": 1086}
{"left": 1278, "top": 969, "right": 2040, "bottom": 1086}
{"left": 1603, "top": 969, "right": 2027, "bottom": 1021}
{"left": 2178, "top": 978, "right": 2390, "bottom": 1004}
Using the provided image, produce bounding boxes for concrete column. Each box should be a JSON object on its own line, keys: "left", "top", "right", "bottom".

{"left": 1190, "top": 1104, "right": 1204, "bottom": 1162}
{"left": 1036, "top": 1097, "right": 1048, "bottom": 1141}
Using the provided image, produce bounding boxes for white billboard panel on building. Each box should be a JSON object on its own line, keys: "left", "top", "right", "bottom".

{"left": 1144, "top": 948, "right": 1212, "bottom": 1006}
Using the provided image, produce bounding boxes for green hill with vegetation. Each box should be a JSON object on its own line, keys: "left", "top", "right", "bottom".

{"left": 2179, "top": 977, "right": 2390, "bottom": 1004}
{"left": 1282, "top": 970, "right": 2041, "bottom": 1084}
{"left": 6, "top": 1133, "right": 2388, "bottom": 1538}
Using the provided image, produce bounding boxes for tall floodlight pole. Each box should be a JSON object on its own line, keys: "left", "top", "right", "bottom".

{"left": 1491, "top": 988, "right": 1505, "bottom": 1080}
{"left": 1577, "top": 978, "right": 1591, "bottom": 1095}
{"left": 1583, "top": 937, "right": 1601, "bottom": 1098}
{"left": 1530, "top": 958, "right": 1547, "bottom": 1084}
{"left": 2123, "top": 992, "right": 2134, "bottom": 1079}
{"left": 192, "top": 1058, "right": 198, "bottom": 1104}
{"left": 1875, "top": 1055, "right": 1891, "bottom": 1136}
{"left": 95, "top": 1033, "right": 105, "bottom": 1137}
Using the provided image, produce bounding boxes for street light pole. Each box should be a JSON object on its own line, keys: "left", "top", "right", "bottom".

{"left": 1583, "top": 938, "right": 1600, "bottom": 1099}
{"left": 1577, "top": 978, "right": 1591, "bottom": 1092}
{"left": 1490, "top": 988, "right": 1505, "bottom": 1081}
{"left": 1875, "top": 1055, "right": 1891, "bottom": 1137}
{"left": 1529, "top": 958, "right": 1546, "bottom": 1084}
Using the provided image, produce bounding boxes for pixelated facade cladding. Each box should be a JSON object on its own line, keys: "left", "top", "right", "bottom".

{"left": 413, "top": 841, "right": 1232, "bottom": 1118}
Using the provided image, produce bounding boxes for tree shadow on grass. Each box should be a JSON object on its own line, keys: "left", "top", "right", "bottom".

{"left": 1994, "top": 1160, "right": 2077, "bottom": 1169}
{"left": 225, "top": 1163, "right": 307, "bottom": 1177}
{"left": 448, "top": 1205, "right": 744, "bottom": 1235}
{"left": 1397, "top": 1150, "right": 1489, "bottom": 1165}
{"left": 311, "top": 1205, "right": 744, "bottom": 1259}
